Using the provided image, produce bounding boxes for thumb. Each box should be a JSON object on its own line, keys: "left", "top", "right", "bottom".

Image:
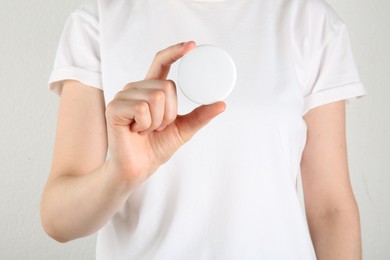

{"left": 175, "top": 101, "right": 226, "bottom": 143}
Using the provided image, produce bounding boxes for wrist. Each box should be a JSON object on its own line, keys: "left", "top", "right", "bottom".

{"left": 103, "top": 159, "right": 139, "bottom": 198}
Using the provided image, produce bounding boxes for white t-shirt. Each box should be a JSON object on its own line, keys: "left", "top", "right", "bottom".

{"left": 48, "top": 0, "right": 366, "bottom": 259}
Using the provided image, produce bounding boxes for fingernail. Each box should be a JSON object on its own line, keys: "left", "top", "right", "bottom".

{"left": 156, "top": 125, "right": 167, "bottom": 132}
{"left": 181, "top": 41, "right": 193, "bottom": 48}
{"left": 138, "top": 130, "right": 149, "bottom": 136}
{"left": 130, "top": 124, "right": 139, "bottom": 132}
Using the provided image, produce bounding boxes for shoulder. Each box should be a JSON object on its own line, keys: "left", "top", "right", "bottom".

{"left": 80, "top": 0, "right": 140, "bottom": 20}
{"left": 305, "top": 0, "right": 344, "bottom": 32}
{"left": 301, "top": 0, "right": 346, "bottom": 52}
{"left": 306, "top": 0, "right": 341, "bottom": 22}
{"left": 74, "top": 0, "right": 99, "bottom": 22}
{"left": 282, "top": 0, "right": 344, "bottom": 42}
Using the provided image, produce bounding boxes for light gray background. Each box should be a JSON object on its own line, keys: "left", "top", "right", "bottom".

{"left": 0, "top": 0, "right": 388, "bottom": 259}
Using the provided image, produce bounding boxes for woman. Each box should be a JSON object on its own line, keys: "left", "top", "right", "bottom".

{"left": 41, "top": 0, "right": 366, "bottom": 259}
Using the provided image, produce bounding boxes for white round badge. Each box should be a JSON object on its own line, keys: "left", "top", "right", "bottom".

{"left": 177, "top": 44, "right": 237, "bottom": 105}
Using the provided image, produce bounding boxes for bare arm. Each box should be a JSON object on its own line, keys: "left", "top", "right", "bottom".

{"left": 301, "top": 100, "right": 362, "bottom": 259}
{"left": 40, "top": 80, "right": 133, "bottom": 242}
{"left": 40, "top": 41, "right": 225, "bottom": 243}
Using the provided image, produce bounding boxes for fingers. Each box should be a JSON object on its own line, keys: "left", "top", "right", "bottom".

{"left": 175, "top": 101, "right": 226, "bottom": 143}
{"left": 115, "top": 79, "right": 178, "bottom": 134}
{"left": 145, "top": 41, "right": 196, "bottom": 80}
{"left": 106, "top": 99, "right": 152, "bottom": 132}
{"left": 108, "top": 41, "right": 196, "bottom": 135}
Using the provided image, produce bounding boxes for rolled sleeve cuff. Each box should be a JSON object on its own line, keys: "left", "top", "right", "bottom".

{"left": 48, "top": 66, "right": 103, "bottom": 96}
{"left": 303, "top": 82, "right": 367, "bottom": 115}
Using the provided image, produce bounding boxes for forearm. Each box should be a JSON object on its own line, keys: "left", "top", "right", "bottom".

{"left": 308, "top": 207, "right": 362, "bottom": 259}
{"left": 40, "top": 159, "right": 135, "bottom": 243}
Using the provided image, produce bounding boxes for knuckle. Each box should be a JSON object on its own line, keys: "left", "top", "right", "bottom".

{"left": 149, "top": 90, "right": 165, "bottom": 104}
{"left": 106, "top": 99, "right": 118, "bottom": 112}
{"left": 135, "top": 101, "right": 149, "bottom": 115}
{"left": 105, "top": 100, "right": 119, "bottom": 122}
{"left": 163, "top": 80, "right": 176, "bottom": 92}
{"left": 164, "top": 113, "right": 177, "bottom": 125}
{"left": 155, "top": 50, "right": 164, "bottom": 59}
{"left": 113, "top": 90, "right": 124, "bottom": 100}
{"left": 123, "top": 82, "right": 136, "bottom": 90}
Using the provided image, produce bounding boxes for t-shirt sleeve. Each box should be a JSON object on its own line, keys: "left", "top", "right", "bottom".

{"left": 302, "top": 2, "right": 367, "bottom": 115}
{"left": 48, "top": 0, "right": 102, "bottom": 96}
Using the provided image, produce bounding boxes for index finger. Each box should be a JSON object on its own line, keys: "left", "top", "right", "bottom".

{"left": 145, "top": 41, "right": 196, "bottom": 80}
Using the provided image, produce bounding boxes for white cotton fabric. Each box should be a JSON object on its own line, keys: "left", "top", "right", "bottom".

{"left": 48, "top": 0, "right": 367, "bottom": 259}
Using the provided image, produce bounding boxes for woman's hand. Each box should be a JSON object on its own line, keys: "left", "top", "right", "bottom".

{"left": 105, "top": 41, "right": 226, "bottom": 189}
{"left": 41, "top": 41, "right": 226, "bottom": 243}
